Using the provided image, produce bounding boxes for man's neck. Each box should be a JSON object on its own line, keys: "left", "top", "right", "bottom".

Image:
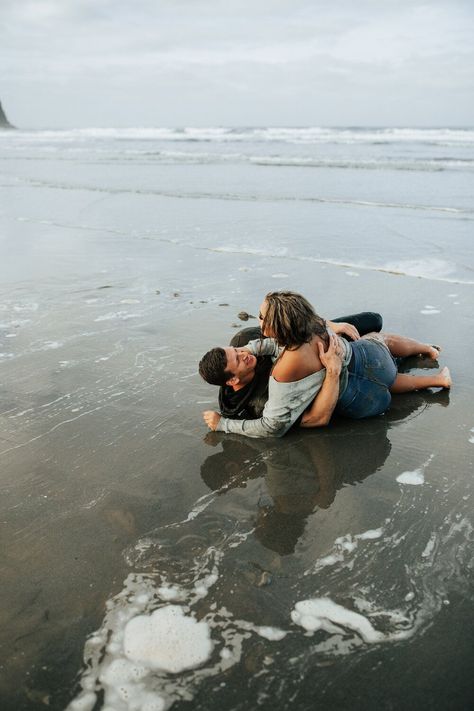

{"left": 231, "top": 374, "right": 255, "bottom": 391}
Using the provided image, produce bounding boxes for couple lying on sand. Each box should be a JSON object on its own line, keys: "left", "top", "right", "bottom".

{"left": 199, "top": 291, "right": 451, "bottom": 438}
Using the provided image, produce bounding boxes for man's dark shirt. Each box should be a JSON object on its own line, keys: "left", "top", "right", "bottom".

{"left": 219, "top": 354, "right": 272, "bottom": 419}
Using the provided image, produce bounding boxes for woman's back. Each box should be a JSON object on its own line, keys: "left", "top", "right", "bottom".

{"left": 272, "top": 335, "right": 325, "bottom": 383}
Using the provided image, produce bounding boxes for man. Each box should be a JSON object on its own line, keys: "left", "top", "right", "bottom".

{"left": 199, "top": 312, "right": 383, "bottom": 422}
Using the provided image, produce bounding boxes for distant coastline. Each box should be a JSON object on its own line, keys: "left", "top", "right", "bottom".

{"left": 0, "top": 100, "right": 14, "bottom": 129}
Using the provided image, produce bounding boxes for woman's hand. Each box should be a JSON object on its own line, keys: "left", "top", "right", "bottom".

{"left": 329, "top": 321, "right": 360, "bottom": 341}
{"left": 203, "top": 410, "right": 221, "bottom": 430}
{"left": 318, "top": 334, "right": 343, "bottom": 377}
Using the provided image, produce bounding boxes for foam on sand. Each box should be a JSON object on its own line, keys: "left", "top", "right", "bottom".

{"left": 68, "top": 538, "right": 250, "bottom": 711}
{"left": 124, "top": 605, "right": 213, "bottom": 673}
{"left": 356, "top": 528, "right": 384, "bottom": 540}
{"left": 396, "top": 469, "right": 425, "bottom": 485}
{"left": 291, "top": 598, "right": 384, "bottom": 643}
{"left": 309, "top": 527, "right": 384, "bottom": 571}
{"left": 382, "top": 258, "right": 466, "bottom": 283}
{"left": 396, "top": 454, "right": 433, "bottom": 485}
{"left": 254, "top": 626, "right": 287, "bottom": 641}
{"left": 67, "top": 573, "right": 217, "bottom": 711}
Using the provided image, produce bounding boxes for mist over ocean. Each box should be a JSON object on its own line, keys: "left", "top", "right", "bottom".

{"left": 1, "top": 126, "right": 473, "bottom": 711}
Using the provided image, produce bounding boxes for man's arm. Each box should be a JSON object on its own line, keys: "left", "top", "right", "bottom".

{"left": 203, "top": 409, "right": 288, "bottom": 438}
{"left": 300, "top": 334, "right": 343, "bottom": 428}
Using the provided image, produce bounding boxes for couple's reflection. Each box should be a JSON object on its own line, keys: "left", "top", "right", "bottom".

{"left": 201, "top": 389, "right": 449, "bottom": 555}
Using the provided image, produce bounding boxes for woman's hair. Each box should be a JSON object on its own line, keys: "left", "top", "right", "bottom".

{"left": 262, "top": 291, "right": 328, "bottom": 349}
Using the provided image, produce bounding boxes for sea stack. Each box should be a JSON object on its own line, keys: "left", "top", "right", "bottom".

{"left": 0, "top": 101, "right": 15, "bottom": 129}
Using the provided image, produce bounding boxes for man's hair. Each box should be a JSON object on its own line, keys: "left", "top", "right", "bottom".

{"left": 262, "top": 291, "right": 329, "bottom": 349}
{"left": 199, "top": 347, "right": 232, "bottom": 386}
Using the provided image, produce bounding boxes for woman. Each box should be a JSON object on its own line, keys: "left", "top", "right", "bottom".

{"left": 203, "top": 291, "right": 451, "bottom": 438}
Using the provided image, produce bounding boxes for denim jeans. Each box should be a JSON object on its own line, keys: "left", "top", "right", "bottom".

{"left": 337, "top": 338, "right": 397, "bottom": 419}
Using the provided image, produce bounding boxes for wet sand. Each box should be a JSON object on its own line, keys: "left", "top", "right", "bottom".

{"left": 1, "top": 126, "right": 473, "bottom": 710}
{"left": 1, "top": 239, "right": 473, "bottom": 709}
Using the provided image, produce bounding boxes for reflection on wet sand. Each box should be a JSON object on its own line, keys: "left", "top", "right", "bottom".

{"left": 67, "top": 385, "right": 473, "bottom": 711}
{"left": 200, "top": 389, "right": 448, "bottom": 555}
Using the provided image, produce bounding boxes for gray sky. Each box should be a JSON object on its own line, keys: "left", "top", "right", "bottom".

{"left": 1, "top": 0, "right": 473, "bottom": 128}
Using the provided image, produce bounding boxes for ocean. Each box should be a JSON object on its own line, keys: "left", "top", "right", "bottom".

{"left": 0, "top": 126, "right": 473, "bottom": 710}
{"left": 2, "top": 126, "right": 474, "bottom": 284}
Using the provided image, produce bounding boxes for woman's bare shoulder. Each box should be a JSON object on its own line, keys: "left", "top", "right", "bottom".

{"left": 272, "top": 359, "right": 300, "bottom": 383}
{"left": 273, "top": 345, "right": 322, "bottom": 383}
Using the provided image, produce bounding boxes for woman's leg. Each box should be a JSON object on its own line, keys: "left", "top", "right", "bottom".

{"left": 390, "top": 367, "right": 451, "bottom": 393}
{"left": 378, "top": 333, "right": 440, "bottom": 359}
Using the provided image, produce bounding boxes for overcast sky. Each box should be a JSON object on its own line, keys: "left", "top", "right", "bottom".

{"left": 1, "top": 0, "right": 473, "bottom": 128}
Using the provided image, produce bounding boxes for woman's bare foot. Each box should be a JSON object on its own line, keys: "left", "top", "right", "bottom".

{"left": 422, "top": 344, "right": 441, "bottom": 360}
{"left": 437, "top": 366, "right": 452, "bottom": 388}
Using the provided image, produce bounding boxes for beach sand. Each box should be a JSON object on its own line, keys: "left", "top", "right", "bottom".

{"left": 1, "top": 247, "right": 473, "bottom": 710}
{"left": 1, "top": 127, "right": 473, "bottom": 710}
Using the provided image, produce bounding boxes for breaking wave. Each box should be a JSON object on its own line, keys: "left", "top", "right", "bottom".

{"left": 4, "top": 126, "right": 474, "bottom": 146}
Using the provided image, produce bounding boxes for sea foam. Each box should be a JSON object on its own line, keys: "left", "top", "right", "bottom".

{"left": 123, "top": 605, "right": 213, "bottom": 673}
{"left": 291, "top": 598, "right": 384, "bottom": 643}
{"left": 5, "top": 126, "right": 474, "bottom": 146}
{"left": 396, "top": 469, "right": 425, "bottom": 485}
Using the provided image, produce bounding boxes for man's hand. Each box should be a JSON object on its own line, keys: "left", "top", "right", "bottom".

{"left": 204, "top": 432, "right": 221, "bottom": 446}
{"left": 329, "top": 321, "right": 360, "bottom": 341}
{"left": 203, "top": 410, "right": 221, "bottom": 431}
{"left": 318, "top": 333, "right": 343, "bottom": 377}
{"left": 301, "top": 334, "right": 342, "bottom": 429}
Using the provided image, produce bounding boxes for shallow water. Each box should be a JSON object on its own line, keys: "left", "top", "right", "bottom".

{"left": 0, "top": 127, "right": 473, "bottom": 710}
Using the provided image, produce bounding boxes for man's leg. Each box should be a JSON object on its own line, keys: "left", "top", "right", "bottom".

{"left": 231, "top": 315, "right": 383, "bottom": 344}
{"left": 331, "top": 312, "right": 383, "bottom": 337}
{"left": 230, "top": 326, "right": 262, "bottom": 347}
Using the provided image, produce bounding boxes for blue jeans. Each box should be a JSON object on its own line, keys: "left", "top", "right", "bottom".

{"left": 337, "top": 339, "right": 397, "bottom": 419}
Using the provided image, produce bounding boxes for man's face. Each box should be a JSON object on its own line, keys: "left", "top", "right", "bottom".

{"left": 223, "top": 347, "right": 257, "bottom": 385}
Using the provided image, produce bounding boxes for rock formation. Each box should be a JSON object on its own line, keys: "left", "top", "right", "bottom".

{"left": 0, "top": 101, "right": 14, "bottom": 129}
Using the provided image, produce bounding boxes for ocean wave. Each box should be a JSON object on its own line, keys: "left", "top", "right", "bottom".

{"left": 250, "top": 156, "right": 474, "bottom": 172}
{"left": 207, "top": 247, "right": 474, "bottom": 284}
{"left": 2, "top": 144, "right": 474, "bottom": 172}
{"left": 9, "top": 209, "right": 473, "bottom": 284}
{"left": 3, "top": 126, "right": 474, "bottom": 147}
{"left": 17, "top": 176, "right": 473, "bottom": 216}
{"left": 3, "top": 147, "right": 474, "bottom": 172}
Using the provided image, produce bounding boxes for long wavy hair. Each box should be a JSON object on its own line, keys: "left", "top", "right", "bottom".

{"left": 261, "top": 291, "right": 328, "bottom": 349}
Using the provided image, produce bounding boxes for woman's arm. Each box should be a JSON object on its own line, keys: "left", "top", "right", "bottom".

{"left": 327, "top": 319, "right": 360, "bottom": 341}
{"left": 243, "top": 338, "right": 282, "bottom": 358}
{"left": 300, "top": 334, "right": 343, "bottom": 428}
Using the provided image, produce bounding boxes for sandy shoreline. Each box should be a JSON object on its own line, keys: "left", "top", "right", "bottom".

{"left": 1, "top": 118, "right": 473, "bottom": 711}
{"left": 1, "top": 237, "right": 473, "bottom": 709}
